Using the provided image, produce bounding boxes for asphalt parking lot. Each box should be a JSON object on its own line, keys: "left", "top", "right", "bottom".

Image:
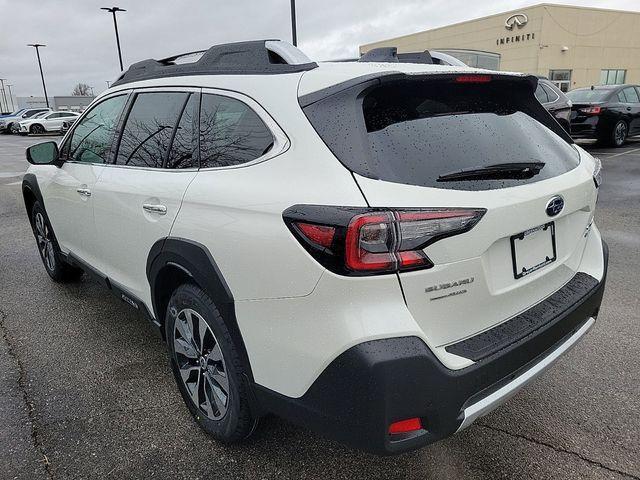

{"left": 0, "top": 133, "right": 639, "bottom": 480}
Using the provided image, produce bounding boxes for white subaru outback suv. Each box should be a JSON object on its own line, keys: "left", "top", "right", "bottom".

{"left": 22, "top": 40, "right": 608, "bottom": 455}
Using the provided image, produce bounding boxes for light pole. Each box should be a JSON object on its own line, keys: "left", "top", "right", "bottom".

{"left": 290, "top": 0, "right": 297, "bottom": 46}
{"left": 101, "top": 7, "right": 126, "bottom": 71}
{"left": 6, "top": 84, "right": 15, "bottom": 111}
{"left": 27, "top": 44, "right": 50, "bottom": 109}
{"left": 0, "top": 79, "right": 7, "bottom": 113}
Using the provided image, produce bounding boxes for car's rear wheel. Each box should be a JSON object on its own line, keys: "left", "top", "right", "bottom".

{"left": 166, "top": 284, "right": 257, "bottom": 443}
{"left": 610, "top": 120, "right": 628, "bottom": 147}
{"left": 30, "top": 201, "right": 83, "bottom": 282}
{"left": 30, "top": 124, "right": 45, "bottom": 135}
{"left": 7, "top": 123, "right": 18, "bottom": 134}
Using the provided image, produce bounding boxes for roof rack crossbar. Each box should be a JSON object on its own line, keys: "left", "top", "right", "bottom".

{"left": 111, "top": 40, "right": 317, "bottom": 87}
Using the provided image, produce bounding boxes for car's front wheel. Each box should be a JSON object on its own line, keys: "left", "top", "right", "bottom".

{"left": 30, "top": 124, "right": 45, "bottom": 135}
{"left": 166, "top": 284, "right": 257, "bottom": 443}
{"left": 30, "top": 201, "right": 83, "bottom": 282}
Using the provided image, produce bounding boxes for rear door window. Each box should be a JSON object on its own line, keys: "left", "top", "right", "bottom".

{"left": 623, "top": 87, "right": 639, "bottom": 104}
{"left": 115, "top": 92, "right": 189, "bottom": 168}
{"left": 199, "top": 94, "right": 273, "bottom": 168}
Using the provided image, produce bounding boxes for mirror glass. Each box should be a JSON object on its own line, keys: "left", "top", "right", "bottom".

{"left": 27, "top": 142, "right": 58, "bottom": 165}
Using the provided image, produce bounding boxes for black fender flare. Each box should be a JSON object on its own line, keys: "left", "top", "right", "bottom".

{"left": 146, "top": 237, "right": 254, "bottom": 381}
{"left": 22, "top": 173, "right": 46, "bottom": 226}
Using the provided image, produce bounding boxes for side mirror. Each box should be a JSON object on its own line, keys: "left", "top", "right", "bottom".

{"left": 22, "top": 114, "right": 28, "bottom": 118}
{"left": 26, "top": 141, "right": 60, "bottom": 166}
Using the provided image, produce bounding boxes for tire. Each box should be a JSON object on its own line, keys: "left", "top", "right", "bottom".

{"left": 6, "top": 123, "right": 17, "bottom": 134}
{"left": 166, "top": 284, "right": 257, "bottom": 443}
{"left": 30, "top": 124, "right": 45, "bottom": 135}
{"left": 30, "top": 201, "right": 83, "bottom": 282}
{"left": 608, "top": 120, "right": 628, "bottom": 147}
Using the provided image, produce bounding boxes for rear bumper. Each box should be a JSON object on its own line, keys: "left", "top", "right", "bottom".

{"left": 254, "top": 241, "right": 608, "bottom": 455}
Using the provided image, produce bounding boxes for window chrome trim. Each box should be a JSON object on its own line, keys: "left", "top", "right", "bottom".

{"left": 197, "top": 87, "right": 290, "bottom": 171}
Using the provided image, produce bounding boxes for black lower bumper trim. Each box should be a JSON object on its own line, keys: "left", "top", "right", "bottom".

{"left": 254, "top": 242, "right": 608, "bottom": 455}
{"left": 445, "top": 272, "right": 599, "bottom": 361}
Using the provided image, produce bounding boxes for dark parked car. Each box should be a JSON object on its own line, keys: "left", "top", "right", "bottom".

{"left": 566, "top": 84, "right": 640, "bottom": 147}
{"left": 535, "top": 78, "right": 572, "bottom": 134}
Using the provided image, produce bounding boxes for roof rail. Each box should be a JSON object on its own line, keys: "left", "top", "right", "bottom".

{"left": 111, "top": 40, "right": 317, "bottom": 87}
{"left": 358, "top": 47, "right": 434, "bottom": 65}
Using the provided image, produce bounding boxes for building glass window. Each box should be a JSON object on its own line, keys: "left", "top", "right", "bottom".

{"left": 600, "top": 69, "right": 626, "bottom": 85}
{"left": 549, "top": 70, "right": 572, "bottom": 92}
{"left": 435, "top": 49, "right": 500, "bottom": 70}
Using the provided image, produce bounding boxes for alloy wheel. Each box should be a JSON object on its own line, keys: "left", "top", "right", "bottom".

{"left": 614, "top": 122, "right": 627, "bottom": 146}
{"left": 32, "top": 124, "right": 44, "bottom": 135}
{"left": 35, "top": 212, "right": 56, "bottom": 271}
{"left": 173, "top": 308, "right": 229, "bottom": 420}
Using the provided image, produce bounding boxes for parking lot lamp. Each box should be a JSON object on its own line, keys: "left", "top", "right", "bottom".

{"left": 290, "top": 0, "right": 297, "bottom": 46}
{"left": 101, "top": 7, "right": 126, "bottom": 71}
{"left": 0, "top": 79, "right": 7, "bottom": 113}
{"left": 27, "top": 44, "right": 50, "bottom": 109}
{"left": 6, "top": 84, "right": 15, "bottom": 111}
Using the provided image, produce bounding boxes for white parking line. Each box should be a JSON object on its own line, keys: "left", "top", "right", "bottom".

{"left": 606, "top": 147, "right": 640, "bottom": 159}
{"left": 5, "top": 181, "right": 21, "bottom": 186}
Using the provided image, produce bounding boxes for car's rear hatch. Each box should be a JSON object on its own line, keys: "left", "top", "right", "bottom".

{"left": 301, "top": 71, "right": 598, "bottom": 366}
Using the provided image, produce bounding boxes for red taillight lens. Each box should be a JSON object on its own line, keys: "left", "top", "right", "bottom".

{"left": 345, "top": 212, "right": 396, "bottom": 272}
{"left": 455, "top": 74, "right": 492, "bottom": 83}
{"left": 294, "top": 222, "right": 335, "bottom": 248}
{"left": 389, "top": 418, "right": 423, "bottom": 435}
{"left": 284, "top": 206, "right": 486, "bottom": 276}
{"left": 580, "top": 106, "right": 602, "bottom": 115}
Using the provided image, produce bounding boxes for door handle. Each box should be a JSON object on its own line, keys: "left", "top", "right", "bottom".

{"left": 76, "top": 188, "right": 91, "bottom": 197}
{"left": 627, "top": 107, "right": 632, "bottom": 111}
{"left": 142, "top": 204, "right": 167, "bottom": 215}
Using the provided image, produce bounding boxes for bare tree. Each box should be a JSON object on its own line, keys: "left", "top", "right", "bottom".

{"left": 72, "top": 83, "right": 91, "bottom": 96}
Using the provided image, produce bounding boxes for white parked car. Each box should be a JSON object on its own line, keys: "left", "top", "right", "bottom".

{"left": 21, "top": 40, "right": 608, "bottom": 455}
{"left": 19, "top": 111, "right": 80, "bottom": 135}
{"left": 0, "top": 107, "right": 51, "bottom": 133}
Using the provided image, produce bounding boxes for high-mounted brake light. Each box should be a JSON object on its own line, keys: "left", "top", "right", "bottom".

{"left": 580, "top": 106, "right": 602, "bottom": 115}
{"left": 284, "top": 206, "right": 486, "bottom": 276}
{"left": 454, "top": 74, "right": 492, "bottom": 83}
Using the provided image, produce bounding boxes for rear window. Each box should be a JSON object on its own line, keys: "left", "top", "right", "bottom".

{"left": 566, "top": 88, "right": 613, "bottom": 103}
{"left": 304, "top": 76, "right": 579, "bottom": 190}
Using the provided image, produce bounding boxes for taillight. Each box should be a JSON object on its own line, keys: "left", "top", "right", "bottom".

{"left": 580, "top": 106, "right": 602, "bottom": 115}
{"left": 284, "top": 205, "right": 485, "bottom": 276}
{"left": 389, "top": 418, "right": 423, "bottom": 435}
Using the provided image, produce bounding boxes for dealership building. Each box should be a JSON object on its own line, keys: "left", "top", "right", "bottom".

{"left": 360, "top": 4, "right": 640, "bottom": 91}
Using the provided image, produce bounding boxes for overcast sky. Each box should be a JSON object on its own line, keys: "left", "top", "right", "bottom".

{"left": 0, "top": 0, "right": 638, "bottom": 100}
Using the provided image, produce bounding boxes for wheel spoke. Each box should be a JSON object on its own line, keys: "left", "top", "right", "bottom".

{"left": 201, "top": 378, "right": 216, "bottom": 418}
{"left": 174, "top": 337, "right": 198, "bottom": 359}
{"left": 205, "top": 373, "right": 228, "bottom": 417}
{"left": 208, "top": 343, "right": 223, "bottom": 363}
{"left": 207, "top": 367, "right": 229, "bottom": 395}
{"left": 197, "top": 315, "right": 209, "bottom": 353}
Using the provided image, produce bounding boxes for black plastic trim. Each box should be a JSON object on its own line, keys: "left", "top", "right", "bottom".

{"left": 112, "top": 40, "right": 318, "bottom": 87}
{"left": 146, "top": 237, "right": 254, "bottom": 381}
{"left": 253, "top": 242, "right": 608, "bottom": 455}
{"left": 445, "top": 271, "right": 599, "bottom": 361}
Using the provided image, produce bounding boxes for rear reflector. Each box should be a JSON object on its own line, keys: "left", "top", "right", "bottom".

{"left": 455, "top": 74, "right": 492, "bottom": 83}
{"left": 389, "top": 418, "right": 423, "bottom": 435}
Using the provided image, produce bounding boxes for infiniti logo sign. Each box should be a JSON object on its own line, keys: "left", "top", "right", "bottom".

{"left": 505, "top": 13, "right": 528, "bottom": 30}
{"left": 546, "top": 196, "right": 564, "bottom": 217}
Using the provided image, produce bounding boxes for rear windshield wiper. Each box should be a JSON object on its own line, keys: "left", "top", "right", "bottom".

{"left": 437, "top": 162, "right": 545, "bottom": 182}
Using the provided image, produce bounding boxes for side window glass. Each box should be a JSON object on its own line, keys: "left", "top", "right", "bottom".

{"left": 115, "top": 92, "right": 188, "bottom": 168}
{"left": 68, "top": 95, "right": 128, "bottom": 164}
{"left": 617, "top": 91, "right": 627, "bottom": 103}
{"left": 623, "top": 87, "right": 639, "bottom": 104}
{"left": 534, "top": 85, "right": 549, "bottom": 103}
{"left": 166, "top": 94, "right": 197, "bottom": 169}
{"left": 542, "top": 85, "right": 558, "bottom": 102}
{"left": 200, "top": 94, "right": 274, "bottom": 168}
